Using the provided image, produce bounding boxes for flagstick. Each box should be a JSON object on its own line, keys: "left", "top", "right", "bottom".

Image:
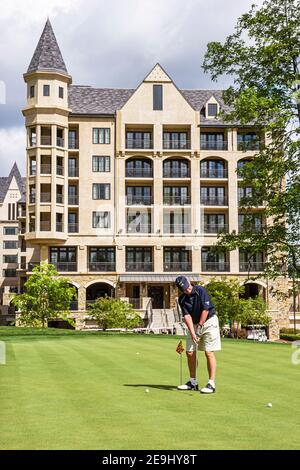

{"left": 180, "top": 352, "right": 183, "bottom": 386}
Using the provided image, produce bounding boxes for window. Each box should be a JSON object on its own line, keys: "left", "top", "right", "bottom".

{"left": 30, "top": 85, "right": 35, "bottom": 98}
{"left": 43, "top": 84, "right": 50, "bottom": 96}
{"left": 163, "top": 132, "right": 189, "bottom": 149}
{"left": 153, "top": 84, "right": 163, "bottom": 110}
{"left": 126, "top": 132, "right": 152, "bottom": 149}
{"left": 92, "top": 128, "right": 110, "bottom": 144}
{"left": 207, "top": 103, "right": 218, "bottom": 117}
{"left": 3, "top": 269, "right": 17, "bottom": 278}
{"left": 4, "top": 227, "right": 18, "bottom": 235}
{"left": 92, "top": 212, "right": 111, "bottom": 228}
{"left": 59, "top": 86, "right": 64, "bottom": 99}
{"left": 3, "top": 255, "right": 18, "bottom": 263}
{"left": 126, "top": 247, "right": 153, "bottom": 270}
{"left": 92, "top": 184, "right": 110, "bottom": 200}
{"left": 8, "top": 204, "right": 16, "bottom": 221}
{"left": 49, "top": 247, "right": 77, "bottom": 271}
{"left": 89, "top": 247, "right": 115, "bottom": 263}
{"left": 3, "top": 241, "right": 18, "bottom": 249}
{"left": 92, "top": 156, "right": 110, "bottom": 172}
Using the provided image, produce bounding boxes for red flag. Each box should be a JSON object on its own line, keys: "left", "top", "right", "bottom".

{"left": 176, "top": 340, "right": 184, "bottom": 354}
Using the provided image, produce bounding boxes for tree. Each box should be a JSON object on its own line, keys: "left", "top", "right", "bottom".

{"left": 12, "top": 263, "right": 76, "bottom": 328}
{"left": 87, "top": 297, "right": 143, "bottom": 331}
{"left": 202, "top": 0, "right": 300, "bottom": 283}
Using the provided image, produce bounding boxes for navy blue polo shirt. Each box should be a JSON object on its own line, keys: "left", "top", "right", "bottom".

{"left": 178, "top": 285, "right": 215, "bottom": 324}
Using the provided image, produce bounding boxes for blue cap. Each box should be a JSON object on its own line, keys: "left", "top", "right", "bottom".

{"left": 175, "top": 276, "right": 190, "bottom": 292}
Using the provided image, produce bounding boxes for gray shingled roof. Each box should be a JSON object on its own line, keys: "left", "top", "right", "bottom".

{"left": 27, "top": 19, "right": 68, "bottom": 74}
{"left": 68, "top": 85, "right": 231, "bottom": 124}
{"left": 0, "top": 163, "right": 25, "bottom": 204}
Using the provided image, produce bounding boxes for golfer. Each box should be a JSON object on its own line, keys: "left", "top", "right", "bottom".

{"left": 175, "top": 275, "right": 221, "bottom": 394}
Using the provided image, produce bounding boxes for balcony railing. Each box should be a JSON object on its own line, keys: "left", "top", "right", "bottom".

{"left": 128, "top": 298, "right": 142, "bottom": 309}
{"left": 125, "top": 168, "right": 153, "bottom": 178}
{"left": 164, "top": 262, "right": 192, "bottom": 272}
{"left": 127, "top": 224, "right": 152, "bottom": 234}
{"left": 29, "top": 168, "right": 36, "bottom": 176}
{"left": 40, "top": 221, "right": 51, "bottom": 231}
{"left": 88, "top": 262, "right": 116, "bottom": 272}
{"left": 202, "top": 261, "right": 230, "bottom": 272}
{"left": 68, "top": 195, "right": 79, "bottom": 205}
{"left": 163, "top": 169, "right": 190, "bottom": 178}
{"left": 68, "top": 139, "right": 79, "bottom": 149}
{"left": 126, "top": 262, "right": 153, "bottom": 272}
{"left": 56, "top": 165, "right": 63, "bottom": 176}
{"left": 29, "top": 222, "right": 35, "bottom": 232}
{"left": 239, "top": 262, "right": 265, "bottom": 272}
{"left": 200, "top": 168, "right": 228, "bottom": 178}
{"left": 126, "top": 139, "right": 153, "bottom": 149}
{"left": 68, "top": 167, "right": 79, "bottom": 177}
{"left": 163, "top": 195, "right": 191, "bottom": 205}
{"left": 163, "top": 140, "right": 191, "bottom": 150}
{"left": 56, "top": 222, "right": 63, "bottom": 232}
{"left": 237, "top": 141, "right": 262, "bottom": 151}
{"left": 41, "top": 136, "right": 51, "bottom": 145}
{"left": 126, "top": 195, "right": 153, "bottom": 205}
{"left": 40, "top": 164, "right": 51, "bottom": 174}
{"left": 201, "top": 196, "right": 228, "bottom": 206}
{"left": 200, "top": 141, "right": 228, "bottom": 151}
{"left": 57, "top": 137, "right": 64, "bottom": 147}
{"left": 163, "top": 224, "right": 191, "bottom": 234}
{"left": 28, "top": 262, "right": 40, "bottom": 271}
{"left": 40, "top": 192, "right": 51, "bottom": 203}
{"left": 204, "top": 224, "right": 229, "bottom": 234}
{"left": 29, "top": 195, "right": 36, "bottom": 204}
{"left": 68, "top": 223, "right": 79, "bottom": 233}
{"left": 52, "top": 262, "right": 77, "bottom": 272}
{"left": 238, "top": 224, "right": 265, "bottom": 233}
{"left": 56, "top": 194, "right": 63, "bottom": 204}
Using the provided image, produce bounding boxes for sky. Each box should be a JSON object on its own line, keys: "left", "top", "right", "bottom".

{"left": 0, "top": 0, "right": 264, "bottom": 176}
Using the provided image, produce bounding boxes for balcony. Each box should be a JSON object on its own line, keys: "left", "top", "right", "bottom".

{"left": 204, "top": 224, "right": 229, "bottom": 234}
{"left": 163, "top": 140, "right": 191, "bottom": 150}
{"left": 88, "top": 262, "right": 116, "bottom": 272}
{"left": 201, "top": 196, "right": 228, "bottom": 206}
{"left": 56, "top": 165, "right": 63, "bottom": 176}
{"left": 163, "top": 195, "right": 190, "bottom": 205}
{"left": 68, "top": 195, "right": 79, "bottom": 205}
{"left": 68, "top": 223, "right": 79, "bottom": 233}
{"left": 125, "top": 168, "right": 153, "bottom": 178}
{"left": 202, "top": 262, "right": 230, "bottom": 272}
{"left": 126, "top": 138, "right": 153, "bottom": 149}
{"left": 163, "top": 224, "right": 191, "bottom": 234}
{"left": 128, "top": 298, "right": 142, "bottom": 309}
{"left": 200, "top": 141, "right": 228, "bottom": 151}
{"left": 164, "top": 262, "right": 192, "bottom": 272}
{"left": 127, "top": 224, "right": 152, "bottom": 234}
{"left": 68, "top": 167, "right": 79, "bottom": 178}
{"left": 68, "top": 139, "right": 79, "bottom": 150}
{"left": 163, "top": 169, "right": 190, "bottom": 178}
{"left": 40, "top": 193, "right": 51, "bottom": 203}
{"left": 29, "top": 195, "right": 36, "bottom": 204}
{"left": 238, "top": 224, "right": 265, "bottom": 233}
{"left": 40, "top": 221, "right": 51, "bottom": 231}
{"left": 56, "top": 137, "right": 64, "bottom": 148}
{"left": 27, "top": 262, "right": 40, "bottom": 271}
{"left": 126, "top": 262, "right": 153, "bottom": 272}
{"left": 52, "top": 262, "right": 77, "bottom": 272}
{"left": 126, "top": 195, "right": 153, "bottom": 206}
{"left": 29, "top": 222, "right": 35, "bottom": 232}
{"left": 237, "top": 141, "right": 262, "bottom": 151}
{"left": 56, "top": 222, "right": 63, "bottom": 232}
{"left": 40, "top": 164, "right": 51, "bottom": 174}
{"left": 56, "top": 194, "right": 63, "bottom": 204}
{"left": 41, "top": 136, "right": 51, "bottom": 146}
{"left": 239, "top": 262, "right": 265, "bottom": 272}
{"left": 200, "top": 168, "right": 228, "bottom": 178}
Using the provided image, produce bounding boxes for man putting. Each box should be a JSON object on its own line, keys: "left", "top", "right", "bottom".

{"left": 175, "top": 276, "right": 221, "bottom": 394}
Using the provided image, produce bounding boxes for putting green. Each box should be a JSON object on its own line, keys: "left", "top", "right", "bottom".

{"left": 0, "top": 327, "right": 299, "bottom": 450}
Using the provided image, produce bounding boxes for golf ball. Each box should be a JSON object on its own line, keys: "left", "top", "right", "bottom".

{"left": 267, "top": 402, "right": 272, "bottom": 408}
{"left": 145, "top": 389, "right": 149, "bottom": 393}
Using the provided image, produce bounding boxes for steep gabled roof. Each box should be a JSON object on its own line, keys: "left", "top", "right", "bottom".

{"left": 68, "top": 86, "right": 135, "bottom": 115}
{"left": 0, "top": 163, "right": 25, "bottom": 203}
{"left": 27, "top": 19, "right": 68, "bottom": 74}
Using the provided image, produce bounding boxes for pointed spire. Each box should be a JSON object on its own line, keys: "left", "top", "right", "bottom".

{"left": 27, "top": 19, "right": 68, "bottom": 74}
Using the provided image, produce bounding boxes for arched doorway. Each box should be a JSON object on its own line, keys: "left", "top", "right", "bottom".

{"left": 86, "top": 282, "right": 115, "bottom": 307}
{"left": 241, "top": 282, "right": 266, "bottom": 301}
{"left": 68, "top": 284, "right": 78, "bottom": 311}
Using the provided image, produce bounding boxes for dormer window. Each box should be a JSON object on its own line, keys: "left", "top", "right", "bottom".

{"left": 207, "top": 103, "right": 218, "bottom": 117}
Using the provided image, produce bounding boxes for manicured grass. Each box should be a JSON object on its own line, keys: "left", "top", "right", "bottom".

{"left": 0, "top": 327, "right": 299, "bottom": 450}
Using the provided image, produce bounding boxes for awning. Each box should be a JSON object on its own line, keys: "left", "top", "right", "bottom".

{"left": 119, "top": 274, "right": 202, "bottom": 283}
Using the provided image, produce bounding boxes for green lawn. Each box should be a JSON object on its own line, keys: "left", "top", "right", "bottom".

{"left": 0, "top": 327, "right": 299, "bottom": 450}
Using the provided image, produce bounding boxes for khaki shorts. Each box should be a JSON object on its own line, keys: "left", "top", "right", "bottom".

{"left": 186, "top": 315, "right": 221, "bottom": 352}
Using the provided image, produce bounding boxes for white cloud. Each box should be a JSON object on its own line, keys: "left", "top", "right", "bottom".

{"left": 0, "top": 127, "right": 26, "bottom": 175}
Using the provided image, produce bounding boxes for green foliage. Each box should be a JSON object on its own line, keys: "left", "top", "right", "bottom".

{"left": 203, "top": 278, "right": 270, "bottom": 330}
{"left": 12, "top": 263, "right": 76, "bottom": 328}
{"left": 203, "top": 0, "right": 300, "bottom": 281}
{"left": 87, "top": 296, "right": 142, "bottom": 330}
{"left": 280, "top": 333, "right": 300, "bottom": 341}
